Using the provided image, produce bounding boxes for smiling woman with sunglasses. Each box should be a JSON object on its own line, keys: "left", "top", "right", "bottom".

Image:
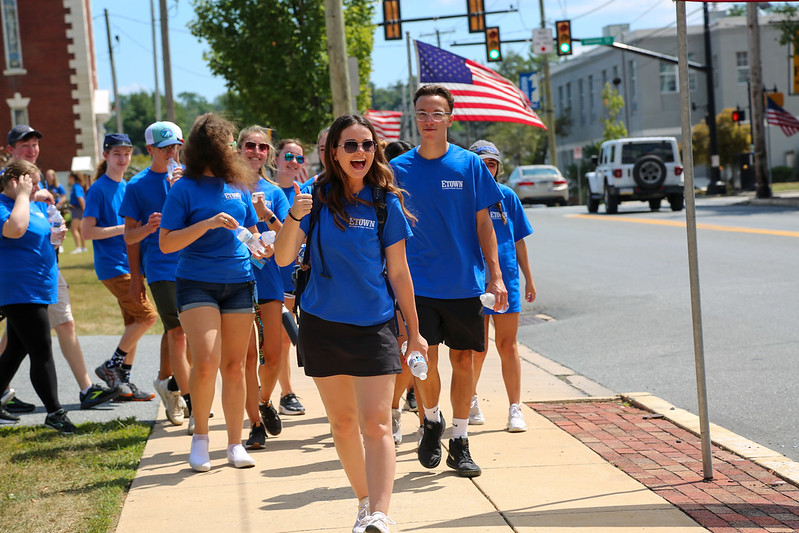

{"left": 275, "top": 113, "right": 426, "bottom": 533}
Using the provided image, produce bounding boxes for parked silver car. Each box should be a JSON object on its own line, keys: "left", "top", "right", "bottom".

{"left": 507, "top": 165, "right": 569, "bottom": 206}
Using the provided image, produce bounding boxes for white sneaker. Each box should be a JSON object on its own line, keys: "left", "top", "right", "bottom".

{"left": 469, "top": 395, "right": 485, "bottom": 425}
{"left": 391, "top": 408, "right": 402, "bottom": 446}
{"left": 507, "top": 403, "right": 527, "bottom": 432}
{"left": 154, "top": 376, "right": 185, "bottom": 426}
{"left": 187, "top": 413, "right": 195, "bottom": 435}
{"left": 352, "top": 497, "right": 369, "bottom": 533}
{"left": 189, "top": 435, "right": 210, "bottom": 472}
{"left": 227, "top": 444, "right": 255, "bottom": 468}
{"left": 69, "top": 248, "right": 83, "bottom": 255}
{"left": 361, "top": 511, "right": 395, "bottom": 533}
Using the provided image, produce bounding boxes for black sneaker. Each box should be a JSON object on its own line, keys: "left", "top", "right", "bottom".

{"left": 259, "top": 401, "right": 282, "bottom": 435}
{"left": 418, "top": 412, "right": 446, "bottom": 469}
{"left": 5, "top": 396, "right": 35, "bottom": 413}
{"left": 279, "top": 393, "right": 305, "bottom": 415}
{"left": 79, "top": 384, "right": 121, "bottom": 409}
{"left": 95, "top": 363, "right": 123, "bottom": 390}
{"left": 0, "top": 406, "right": 19, "bottom": 425}
{"left": 245, "top": 422, "right": 267, "bottom": 450}
{"left": 446, "top": 436, "right": 482, "bottom": 478}
{"left": 44, "top": 409, "right": 77, "bottom": 434}
{"left": 404, "top": 386, "right": 418, "bottom": 412}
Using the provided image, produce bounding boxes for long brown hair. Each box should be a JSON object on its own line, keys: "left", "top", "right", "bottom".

{"left": 319, "top": 113, "right": 416, "bottom": 230}
{"left": 183, "top": 113, "right": 255, "bottom": 189}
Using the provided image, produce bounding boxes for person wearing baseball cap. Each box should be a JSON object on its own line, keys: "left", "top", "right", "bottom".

{"left": 119, "top": 121, "right": 191, "bottom": 428}
{"left": 84, "top": 133, "right": 158, "bottom": 402}
{"left": 467, "top": 139, "right": 536, "bottom": 434}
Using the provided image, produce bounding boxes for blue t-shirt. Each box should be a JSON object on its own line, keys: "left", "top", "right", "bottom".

{"left": 46, "top": 183, "right": 66, "bottom": 205}
{"left": 299, "top": 184, "right": 412, "bottom": 326}
{"left": 391, "top": 144, "right": 503, "bottom": 299}
{"left": 160, "top": 175, "right": 258, "bottom": 284}
{"left": 69, "top": 183, "right": 85, "bottom": 208}
{"left": 84, "top": 175, "right": 129, "bottom": 281}
{"left": 118, "top": 167, "right": 179, "bottom": 283}
{"left": 279, "top": 183, "right": 302, "bottom": 294}
{"left": 253, "top": 178, "right": 289, "bottom": 302}
{"left": 484, "top": 184, "right": 533, "bottom": 315}
{"left": 0, "top": 196, "right": 58, "bottom": 305}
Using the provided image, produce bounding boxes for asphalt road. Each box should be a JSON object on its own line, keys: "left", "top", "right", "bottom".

{"left": 515, "top": 196, "right": 799, "bottom": 461}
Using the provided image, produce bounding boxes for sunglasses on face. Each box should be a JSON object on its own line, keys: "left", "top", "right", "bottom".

{"left": 284, "top": 152, "right": 305, "bottom": 164}
{"left": 244, "top": 141, "right": 269, "bottom": 152}
{"left": 339, "top": 140, "right": 376, "bottom": 154}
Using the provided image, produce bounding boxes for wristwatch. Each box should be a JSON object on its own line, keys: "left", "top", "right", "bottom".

{"left": 267, "top": 214, "right": 277, "bottom": 224}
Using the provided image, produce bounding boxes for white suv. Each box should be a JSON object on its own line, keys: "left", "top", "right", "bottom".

{"left": 586, "top": 137, "right": 684, "bottom": 214}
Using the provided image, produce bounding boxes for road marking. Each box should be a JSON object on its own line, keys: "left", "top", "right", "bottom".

{"left": 568, "top": 214, "right": 799, "bottom": 238}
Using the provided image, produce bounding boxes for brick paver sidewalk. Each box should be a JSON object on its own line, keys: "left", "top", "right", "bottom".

{"left": 531, "top": 400, "right": 799, "bottom": 533}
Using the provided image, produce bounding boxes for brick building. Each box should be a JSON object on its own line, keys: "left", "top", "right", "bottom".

{"left": 0, "top": 0, "right": 108, "bottom": 172}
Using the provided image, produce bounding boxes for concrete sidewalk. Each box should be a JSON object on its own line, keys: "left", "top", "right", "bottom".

{"left": 115, "top": 336, "right": 799, "bottom": 532}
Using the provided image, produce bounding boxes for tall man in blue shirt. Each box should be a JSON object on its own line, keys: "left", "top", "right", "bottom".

{"left": 391, "top": 85, "right": 507, "bottom": 478}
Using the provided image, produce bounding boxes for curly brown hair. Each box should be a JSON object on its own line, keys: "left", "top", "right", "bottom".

{"left": 183, "top": 113, "right": 255, "bottom": 189}
{"left": 1, "top": 159, "right": 39, "bottom": 190}
{"left": 319, "top": 113, "right": 416, "bottom": 230}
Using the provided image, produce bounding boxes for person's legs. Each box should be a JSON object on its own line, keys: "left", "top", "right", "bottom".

{"left": 492, "top": 313, "right": 522, "bottom": 405}
{"left": 471, "top": 315, "right": 492, "bottom": 394}
{"left": 278, "top": 296, "right": 304, "bottom": 414}
{"left": 181, "top": 305, "right": 221, "bottom": 437}
{"left": 219, "top": 311, "right": 254, "bottom": 446}
{"left": 70, "top": 216, "right": 85, "bottom": 250}
{"left": 157, "top": 333, "right": 171, "bottom": 381}
{"left": 257, "top": 301, "right": 283, "bottom": 406}
{"left": 244, "top": 321, "right": 262, "bottom": 428}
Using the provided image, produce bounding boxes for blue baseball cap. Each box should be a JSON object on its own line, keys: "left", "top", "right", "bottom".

{"left": 145, "top": 121, "right": 184, "bottom": 148}
{"left": 469, "top": 140, "right": 501, "bottom": 162}
{"left": 103, "top": 133, "right": 133, "bottom": 151}
{"left": 7, "top": 124, "right": 42, "bottom": 145}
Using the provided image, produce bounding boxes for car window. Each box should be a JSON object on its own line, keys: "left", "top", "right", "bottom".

{"left": 621, "top": 142, "right": 675, "bottom": 164}
{"left": 508, "top": 168, "right": 519, "bottom": 181}
{"left": 609, "top": 144, "right": 615, "bottom": 165}
{"left": 521, "top": 168, "right": 559, "bottom": 177}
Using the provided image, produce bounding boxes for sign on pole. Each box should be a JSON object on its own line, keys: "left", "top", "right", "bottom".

{"left": 518, "top": 71, "right": 541, "bottom": 110}
{"left": 532, "top": 28, "right": 553, "bottom": 55}
{"left": 573, "top": 146, "right": 582, "bottom": 160}
{"left": 581, "top": 36, "right": 614, "bottom": 46}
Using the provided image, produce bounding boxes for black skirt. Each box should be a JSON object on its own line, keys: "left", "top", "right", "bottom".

{"left": 297, "top": 310, "right": 402, "bottom": 378}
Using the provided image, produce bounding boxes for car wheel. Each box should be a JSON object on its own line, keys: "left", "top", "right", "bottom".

{"left": 604, "top": 184, "right": 619, "bottom": 214}
{"left": 633, "top": 155, "right": 667, "bottom": 190}
{"left": 668, "top": 193, "right": 684, "bottom": 211}
{"left": 587, "top": 196, "right": 600, "bottom": 213}
{"left": 649, "top": 198, "right": 662, "bottom": 211}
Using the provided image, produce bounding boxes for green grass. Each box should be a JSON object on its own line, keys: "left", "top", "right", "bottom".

{"left": 0, "top": 418, "right": 151, "bottom": 533}
{"left": 771, "top": 181, "right": 799, "bottom": 194}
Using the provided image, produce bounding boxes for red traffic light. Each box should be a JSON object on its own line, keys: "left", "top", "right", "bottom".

{"left": 732, "top": 107, "right": 745, "bottom": 123}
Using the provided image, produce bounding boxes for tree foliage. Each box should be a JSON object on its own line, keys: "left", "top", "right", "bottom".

{"left": 600, "top": 82, "right": 627, "bottom": 141}
{"left": 189, "top": 0, "right": 374, "bottom": 141}
{"left": 770, "top": 3, "right": 799, "bottom": 50}
{"left": 691, "top": 108, "right": 750, "bottom": 168}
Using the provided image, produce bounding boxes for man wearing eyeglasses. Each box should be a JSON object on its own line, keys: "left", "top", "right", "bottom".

{"left": 118, "top": 121, "right": 192, "bottom": 427}
{"left": 391, "top": 84, "right": 507, "bottom": 479}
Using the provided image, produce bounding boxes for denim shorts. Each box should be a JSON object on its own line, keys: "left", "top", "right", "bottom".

{"left": 176, "top": 278, "right": 255, "bottom": 314}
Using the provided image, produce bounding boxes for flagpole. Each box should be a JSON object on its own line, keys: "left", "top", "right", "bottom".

{"left": 407, "top": 32, "right": 417, "bottom": 145}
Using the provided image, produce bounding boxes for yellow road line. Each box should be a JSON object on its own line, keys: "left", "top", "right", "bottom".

{"left": 568, "top": 214, "right": 799, "bottom": 238}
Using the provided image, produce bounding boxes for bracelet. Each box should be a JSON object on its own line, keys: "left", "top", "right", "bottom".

{"left": 288, "top": 210, "right": 301, "bottom": 222}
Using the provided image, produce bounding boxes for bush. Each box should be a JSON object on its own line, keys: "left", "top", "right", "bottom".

{"left": 770, "top": 166, "right": 795, "bottom": 183}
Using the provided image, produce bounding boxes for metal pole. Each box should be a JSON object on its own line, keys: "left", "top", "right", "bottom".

{"left": 150, "top": 0, "right": 161, "bottom": 121}
{"left": 677, "top": 0, "right": 713, "bottom": 481}
{"left": 159, "top": 0, "right": 175, "bottom": 122}
{"left": 407, "top": 32, "right": 417, "bottom": 145}
{"left": 324, "top": 0, "right": 352, "bottom": 117}
{"left": 538, "top": 0, "right": 557, "bottom": 167}
{"left": 104, "top": 9, "right": 123, "bottom": 133}
{"left": 704, "top": 3, "right": 725, "bottom": 195}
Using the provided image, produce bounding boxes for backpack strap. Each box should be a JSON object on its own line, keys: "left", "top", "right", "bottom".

{"left": 372, "top": 186, "right": 388, "bottom": 258}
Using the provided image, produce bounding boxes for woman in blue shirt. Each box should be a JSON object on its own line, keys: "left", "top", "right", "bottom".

{"left": 67, "top": 172, "right": 87, "bottom": 253}
{"left": 0, "top": 160, "right": 75, "bottom": 433}
{"left": 468, "top": 140, "right": 537, "bottom": 434}
{"left": 275, "top": 113, "right": 427, "bottom": 533}
{"left": 160, "top": 113, "right": 266, "bottom": 472}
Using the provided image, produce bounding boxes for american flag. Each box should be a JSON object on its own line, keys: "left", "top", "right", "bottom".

{"left": 364, "top": 110, "right": 403, "bottom": 141}
{"left": 766, "top": 95, "right": 799, "bottom": 137}
{"left": 416, "top": 40, "right": 547, "bottom": 129}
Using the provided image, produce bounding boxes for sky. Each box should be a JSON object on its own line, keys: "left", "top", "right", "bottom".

{"left": 91, "top": 0, "right": 719, "bottom": 103}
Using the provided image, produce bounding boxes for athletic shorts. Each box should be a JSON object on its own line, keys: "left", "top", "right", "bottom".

{"left": 149, "top": 280, "right": 181, "bottom": 331}
{"left": 69, "top": 206, "right": 84, "bottom": 220}
{"left": 176, "top": 278, "right": 255, "bottom": 314}
{"left": 415, "top": 295, "right": 485, "bottom": 352}
{"left": 297, "top": 310, "right": 401, "bottom": 378}
{"left": 102, "top": 274, "right": 158, "bottom": 326}
{"left": 47, "top": 272, "right": 73, "bottom": 327}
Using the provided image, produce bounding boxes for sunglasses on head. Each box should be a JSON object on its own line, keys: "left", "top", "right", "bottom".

{"left": 284, "top": 152, "right": 305, "bottom": 164}
{"left": 244, "top": 141, "right": 269, "bottom": 152}
{"left": 339, "top": 140, "right": 376, "bottom": 154}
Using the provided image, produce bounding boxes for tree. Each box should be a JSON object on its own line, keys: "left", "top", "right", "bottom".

{"left": 601, "top": 82, "right": 627, "bottom": 141}
{"left": 691, "top": 108, "right": 750, "bottom": 168}
{"left": 770, "top": 3, "right": 799, "bottom": 50}
{"left": 189, "top": 0, "right": 375, "bottom": 142}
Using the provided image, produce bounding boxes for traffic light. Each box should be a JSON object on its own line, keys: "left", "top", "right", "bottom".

{"left": 732, "top": 106, "right": 745, "bottom": 123}
{"left": 467, "top": 0, "right": 485, "bottom": 33}
{"left": 485, "top": 26, "right": 501, "bottom": 62}
{"left": 556, "top": 20, "right": 572, "bottom": 56}
{"left": 383, "top": 0, "right": 402, "bottom": 41}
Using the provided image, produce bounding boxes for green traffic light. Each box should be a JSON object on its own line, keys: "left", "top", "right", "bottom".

{"left": 559, "top": 42, "right": 571, "bottom": 54}
{"left": 489, "top": 49, "right": 500, "bottom": 60}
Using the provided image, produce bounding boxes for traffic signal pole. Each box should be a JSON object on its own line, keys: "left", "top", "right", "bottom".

{"left": 539, "top": 0, "right": 557, "bottom": 168}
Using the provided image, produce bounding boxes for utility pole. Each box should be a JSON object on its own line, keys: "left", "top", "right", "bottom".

{"left": 421, "top": 28, "right": 455, "bottom": 48}
{"left": 150, "top": 0, "right": 161, "bottom": 121}
{"left": 406, "top": 31, "right": 417, "bottom": 145}
{"left": 538, "top": 0, "right": 557, "bottom": 167}
{"left": 747, "top": 4, "right": 772, "bottom": 198}
{"left": 159, "top": 0, "right": 175, "bottom": 122}
{"left": 104, "top": 9, "right": 123, "bottom": 133}
{"left": 324, "top": 0, "right": 352, "bottom": 117}
{"left": 704, "top": 3, "right": 725, "bottom": 195}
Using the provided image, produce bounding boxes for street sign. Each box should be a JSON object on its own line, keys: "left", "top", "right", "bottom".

{"left": 580, "top": 36, "right": 614, "bottom": 46}
{"left": 532, "top": 27, "right": 553, "bottom": 55}
{"left": 518, "top": 71, "right": 541, "bottom": 110}
{"left": 573, "top": 146, "right": 582, "bottom": 160}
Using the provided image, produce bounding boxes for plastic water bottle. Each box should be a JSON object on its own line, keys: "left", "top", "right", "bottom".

{"left": 260, "top": 230, "right": 276, "bottom": 246}
{"left": 401, "top": 341, "right": 428, "bottom": 380}
{"left": 234, "top": 226, "right": 266, "bottom": 269}
{"left": 297, "top": 243, "right": 306, "bottom": 263}
{"left": 480, "top": 292, "right": 508, "bottom": 313}
{"left": 47, "top": 205, "right": 65, "bottom": 245}
{"left": 166, "top": 158, "right": 178, "bottom": 183}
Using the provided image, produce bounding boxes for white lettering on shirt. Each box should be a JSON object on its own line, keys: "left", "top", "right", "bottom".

{"left": 224, "top": 192, "right": 242, "bottom": 200}
{"left": 441, "top": 179, "right": 463, "bottom": 190}
{"left": 349, "top": 217, "right": 376, "bottom": 230}
{"left": 490, "top": 210, "right": 503, "bottom": 220}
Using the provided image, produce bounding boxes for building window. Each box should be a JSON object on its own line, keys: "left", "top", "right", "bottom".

{"left": 578, "top": 78, "right": 585, "bottom": 125}
{"left": 629, "top": 60, "right": 637, "bottom": 113}
{"left": 736, "top": 51, "right": 749, "bottom": 84}
{"left": 660, "top": 62, "right": 677, "bottom": 93}
{"left": 558, "top": 85, "right": 563, "bottom": 114}
{"left": 1, "top": 0, "right": 23, "bottom": 73}
{"left": 588, "top": 74, "right": 595, "bottom": 121}
{"left": 566, "top": 82, "right": 572, "bottom": 118}
{"left": 602, "top": 70, "right": 607, "bottom": 89}
{"left": 6, "top": 91, "right": 29, "bottom": 126}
